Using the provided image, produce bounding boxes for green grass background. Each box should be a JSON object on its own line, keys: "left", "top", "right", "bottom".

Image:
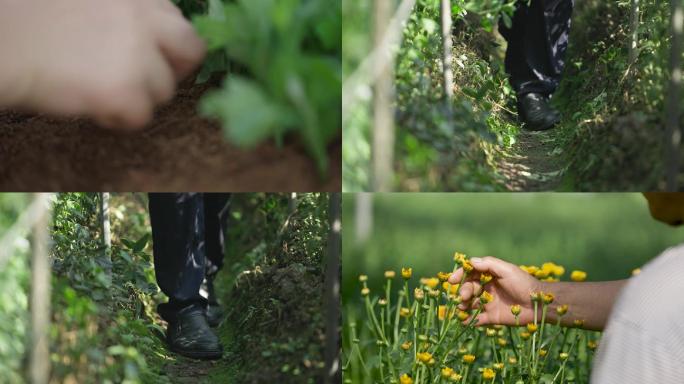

{"left": 342, "top": 193, "right": 684, "bottom": 310}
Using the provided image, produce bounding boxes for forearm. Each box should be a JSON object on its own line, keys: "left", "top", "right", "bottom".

{"left": 539, "top": 280, "right": 628, "bottom": 331}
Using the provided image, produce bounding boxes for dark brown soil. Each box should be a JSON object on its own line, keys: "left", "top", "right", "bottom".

{"left": 0, "top": 81, "right": 340, "bottom": 192}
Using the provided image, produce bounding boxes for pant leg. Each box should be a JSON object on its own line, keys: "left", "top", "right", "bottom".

{"left": 203, "top": 193, "right": 230, "bottom": 278}
{"left": 149, "top": 193, "right": 207, "bottom": 321}
{"left": 500, "top": 0, "right": 574, "bottom": 97}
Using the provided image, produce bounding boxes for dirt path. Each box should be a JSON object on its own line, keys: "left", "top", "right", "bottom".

{"left": 497, "top": 128, "right": 565, "bottom": 191}
{"left": 0, "top": 80, "right": 340, "bottom": 191}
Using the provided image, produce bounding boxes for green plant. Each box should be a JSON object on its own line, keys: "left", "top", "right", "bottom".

{"left": 192, "top": 0, "right": 341, "bottom": 174}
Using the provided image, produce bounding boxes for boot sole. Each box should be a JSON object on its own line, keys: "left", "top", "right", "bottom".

{"left": 169, "top": 345, "right": 223, "bottom": 360}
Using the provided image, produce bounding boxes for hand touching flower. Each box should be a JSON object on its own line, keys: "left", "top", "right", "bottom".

{"left": 448, "top": 256, "right": 543, "bottom": 326}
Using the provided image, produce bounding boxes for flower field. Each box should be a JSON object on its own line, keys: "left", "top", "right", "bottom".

{"left": 344, "top": 254, "right": 601, "bottom": 383}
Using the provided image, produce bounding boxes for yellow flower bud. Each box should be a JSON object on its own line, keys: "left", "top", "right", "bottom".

{"left": 480, "top": 273, "right": 493, "bottom": 285}
{"left": 441, "top": 367, "right": 454, "bottom": 378}
{"left": 559, "top": 352, "right": 569, "bottom": 360}
{"left": 462, "top": 354, "right": 476, "bottom": 364}
{"left": 588, "top": 340, "right": 598, "bottom": 350}
{"left": 526, "top": 323, "right": 538, "bottom": 333}
{"left": 361, "top": 287, "right": 370, "bottom": 296}
{"left": 462, "top": 260, "right": 474, "bottom": 273}
{"left": 510, "top": 304, "right": 521, "bottom": 316}
{"left": 574, "top": 319, "right": 585, "bottom": 328}
{"left": 425, "top": 278, "right": 440, "bottom": 289}
{"left": 385, "top": 270, "right": 396, "bottom": 279}
{"left": 539, "top": 349, "right": 547, "bottom": 357}
{"left": 378, "top": 299, "right": 387, "bottom": 307}
{"left": 414, "top": 288, "right": 424, "bottom": 301}
{"left": 543, "top": 293, "right": 554, "bottom": 304}
{"left": 457, "top": 310, "right": 469, "bottom": 321}
{"left": 401, "top": 267, "right": 412, "bottom": 279}
{"left": 520, "top": 331, "right": 531, "bottom": 340}
{"left": 449, "top": 373, "right": 462, "bottom": 382}
{"left": 508, "top": 356, "right": 517, "bottom": 365}
{"left": 534, "top": 270, "right": 549, "bottom": 279}
{"left": 457, "top": 347, "right": 468, "bottom": 355}
{"left": 570, "top": 270, "right": 587, "bottom": 282}
{"left": 359, "top": 275, "right": 368, "bottom": 282}
{"left": 437, "top": 272, "right": 451, "bottom": 282}
{"left": 400, "top": 307, "right": 411, "bottom": 318}
{"left": 520, "top": 265, "right": 539, "bottom": 275}
{"left": 556, "top": 304, "right": 568, "bottom": 316}
{"left": 493, "top": 363, "right": 504, "bottom": 371}
{"left": 454, "top": 252, "right": 467, "bottom": 263}
{"left": 480, "top": 290, "right": 494, "bottom": 304}
{"left": 530, "top": 291, "right": 541, "bottom": 303}
{"left": 485, "top": 328, "right": 497, "bottom": 337}
{"left": 631, "top": 268, "right": 641, "bottom": 276}
{"left": 482, "top": 368, "right": 496, "bottom": 380}
{"left": 416, "top": 352, "right": 432, "bottom": 363}
{"left": 401, "top": 341, "right": 412, "bottom": 351}
{"left": 399, "top": 373, "right": 413, "bottom": 384}
{"left": 497, "top": 338, "right": 507, "bottom": 347}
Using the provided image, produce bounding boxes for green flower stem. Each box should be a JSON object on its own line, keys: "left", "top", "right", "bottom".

{"left": 386, "top": 279, "right": 392, "bottom": 334}
{"left": 460, "top": 366, "right": 471, "bottom": 384}
{"left": 551, "top": 332, "right": 580, "bottom": 384}
{"left": 393, "top": 289, "right": 405, "bottom": 349}
{"left": 540, "top": 317, "right": 563, "bottom": 373}
{"left": 533, "top": 303, "right": 549, "bottom": 375}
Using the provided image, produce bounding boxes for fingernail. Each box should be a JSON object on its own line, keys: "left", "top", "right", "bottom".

{"left": 471, "top": 257, "right": 482, "bottom": 263}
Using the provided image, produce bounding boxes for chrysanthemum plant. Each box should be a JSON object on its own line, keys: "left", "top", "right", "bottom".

{"left": 343, "top": 253, "right": 600, "bottom": 384}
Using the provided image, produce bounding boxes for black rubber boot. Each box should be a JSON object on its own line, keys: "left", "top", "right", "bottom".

{"left": 167, "top": 306, "right": 223, "bottom": 360}
{"left": 201, "top": 276, "right": 224, "bottom": 328}
{"left": 518, "top": 93, "right": 561, "bottom": 131}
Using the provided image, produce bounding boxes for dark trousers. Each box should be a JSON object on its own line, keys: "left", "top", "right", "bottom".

{"left": 500, "top": 0, "right": 574, "bottom": 97}
{"left": 148, "top": 193, "right": 230, "bottom": 322}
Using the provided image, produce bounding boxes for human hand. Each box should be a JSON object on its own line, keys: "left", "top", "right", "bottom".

{"left": 0, "top": 0, "right": 206, "bottom": 129}
{"left": 448, "top": 256, "right": 543, "bottom": 326}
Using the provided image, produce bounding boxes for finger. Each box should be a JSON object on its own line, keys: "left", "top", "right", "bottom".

{"left": 469, "top": 256, "right": 514, "bottom": 277}
{"left": 94, "top": 89, "right": 153, "bottom": 130}
{"left": 149, "top": 10, "right": 206, "bottom": 80}
{"left": 459, "top": 281, "right": 475, "bottom": 302}
{"left": 145, "top": 48, "right": 176, "bottom": 104}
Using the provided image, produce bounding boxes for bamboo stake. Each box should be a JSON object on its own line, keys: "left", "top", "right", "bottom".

{"left": 666, "top": 0, "right": 683, "bottom": 191}
{"left": 372, "top": 0, "right": 395, "bottom": 192}
{"left": 441, "top": 0, "right": 454, "bottom": 100}
{"left": 29, "top": 193, "right": 51, "bottom": 384}
{"left": 324, "top": 193, "right": 342, "bottom": 384}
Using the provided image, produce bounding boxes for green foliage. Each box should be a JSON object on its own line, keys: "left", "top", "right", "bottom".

{"left": 193, "top": 0, "right": 341, "bottom": 174}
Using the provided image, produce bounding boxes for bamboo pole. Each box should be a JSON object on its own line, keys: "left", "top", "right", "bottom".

{"left": 372, "top": 0, "right": 395, "bottom": 192}
{"left": 354, "top": 193, "right": 373, "bottom": 245}
{"left": 665, "top": 0, "right": 683, "bottom": 191}
{"left": 628, "top": 0, "right": 640, "bottom": 66}
{"left": 29, "top": 193, "right": 51, "bottom": 384}
{"left": 324, "top": 193, "right": 342, "bottom": 384}
{"left": 100, "top": 193, "right": 112, "bottom": 278}
{"left": 441, "top": 0, "right": 454, "bottom": 100}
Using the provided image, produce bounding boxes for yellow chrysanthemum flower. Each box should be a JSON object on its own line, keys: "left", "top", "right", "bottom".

{"left": 588, "top": 340, "right": 598, "bottom": 350}
{"left": 449, "top": 373, "right": 463, "bottom": 382}
{"left": 526, "top": 323, "right": 538, "bottom": 333}
{"left": 462, "top": 354, "right": 476, "bottom": 364}
{"left": 442, "top": 282, "right": 459, "bottom": 294}
{"left": 414, "top": 287, "right": 425, "bottom": 301}
{"left": 520, "top": 331, "right": 531, "bottom": 340}
{"left": 510, "top": 304, "right": 521, "bottom": 316}
{"left": 416, "top": 352, "right": 432, "bottom": 363}
{"left": 559, "top": 352, "right": 569, "bottom": 360}
{"left": 378, "top": 299, "right": 387, "bottom": 307}
{"left": 400, "top": 307, "right": 411, "bottom": 318}
{"left": 399, "top": 373, "right": 413, "bottom": 384}
{"left": 385, "top": 270, "right": 396, "bottom": 279}
{"left": 441, "top": 367, "right": 454, "bottom": 378}
{"left": 534, "top": 270, "right": 549, "bottom": 279}
{"left": 401, "top": 267, "right": 412, "bottom": 279}
{"left": 425, "top": 277, "right": 440, "bottom": 289}
{"left": 493, "top": 363, "right": 504, "bottom": 371}
{"left": 497, "top": 338, "right": 507, "bottom": 347}
{"left": 482, "top": 368, "right": 496, "bottom": 380}
{"left": 520, "top": 265, "right": 539, "bottom": 275}
{"left": 574, "top": 319, "right": 585, "bottom": 328}
{"left": 438, "top": 305, "right": 455, "bottom": 320}
{"left": 508, "top": 356, "right": 517, "bottom": 365}
{"left": 485, "top": 328, "right": 497, "bottom": 337}
{"left": 457, "top": 310, "right": 469, "bottom": 321}
{"left": 462, "top": 260, "right": 474, "bottom": 273}
{"left": 480, "top": 273, "right": 493, "bottom": 285}
{"left": 437, "top": 272, "right": 451, "bottom": 282}
{"left": 571, "top": 270, "right": 587, "bottom": 282}
{"left": 556, "top": 304, "right": 568, "bottom": 316}
{"left": 454, "top": 252, "right": 467, "bottom": 263}
{"left": 401, "top": 341, "right": 412, "bottom": 351}
{"left": 539, "top": 349, "right": 547, "bottom": 357}
{"left": 543, "top": 293, "right": 554, "bottom": 304}
{"left": 530, "top": 291, "right": 541, "bottom": 303}
{"left": 480, "top": 290, "right": 494, "bottom": 304}
{"left": 361, "top": 287, "right": 370, "bottom": 296}
{"left": 541, "top": 262, "right": 565, "bottom": 277}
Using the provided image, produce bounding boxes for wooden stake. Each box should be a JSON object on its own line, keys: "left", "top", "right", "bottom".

{"left": 666, "top": 0, "right": 683, "bottom": 191}
{"left": 441, "top": 0, "right": 454, "bottom": 100}
{"left": 324, "top": 193, "right": 341, "bottom": 383}
{"left": 29, "top": 193, "right": 51, "bottom": 384}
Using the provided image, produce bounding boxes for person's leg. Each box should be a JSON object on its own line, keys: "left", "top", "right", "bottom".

{"left": 500, "top": 0, "right": 574, "bottom": 130}
{"left": 148, "top": 193, "right": 222, "bottom": 359}
{"left": 201, "top": 193, "right": 231, "bottom": 326}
